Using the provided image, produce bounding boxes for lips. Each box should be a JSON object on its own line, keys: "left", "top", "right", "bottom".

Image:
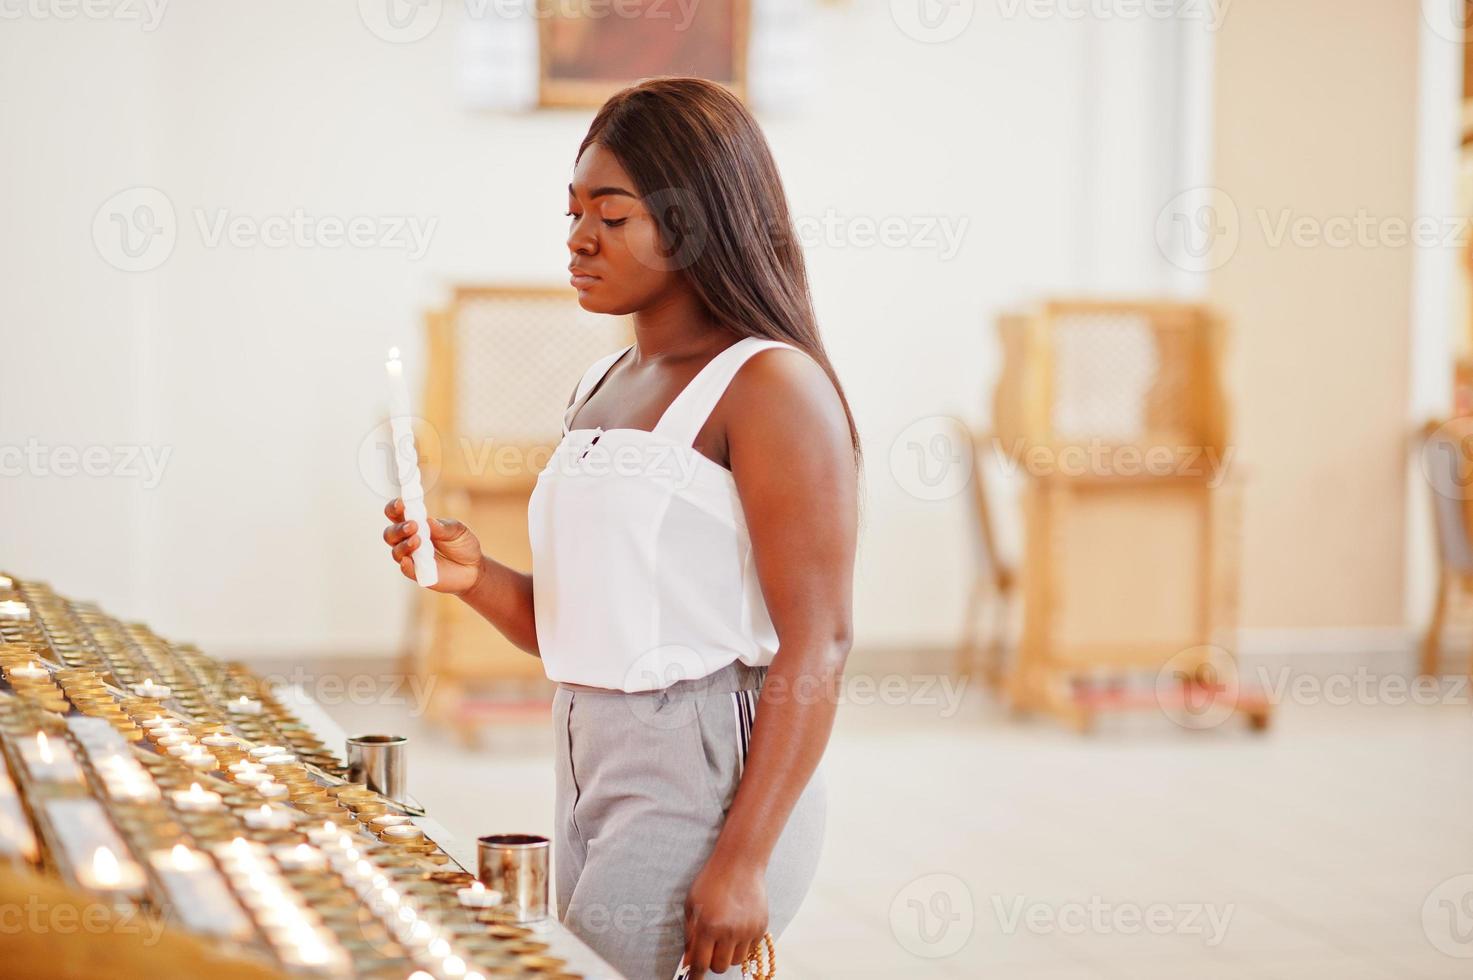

{"left": 569, "top": 268, "right": 600, "bottom": 288}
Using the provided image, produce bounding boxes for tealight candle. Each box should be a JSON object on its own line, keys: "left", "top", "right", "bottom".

{"left": 369, "top": 814, "right": 411, "bottom": 828}
{"left": 380, "top": 825, "right": 423, "bottom": 842}
{"left": 180, "top": 752, "right": 218, "bottom": 771}
{"left": 132, "top": 679, "right": 171, "bottom": 699}
{"left": 272, "top": 843, "right": 326, "bottom": 871}
{"left": 0, "top": 600, "right": 30, "bottom": 620}
{"left": 259, "top": 753, "right": 298, "bottom": 766}
{"left": 232, "top": 771, "right": 271, "bottom": 788}
{"left": 228, "top": 760, "right": 267, "bottom": 774}
{"left": 139, "top": 716, "right": 180, "bottom": 731}
{"left": 243, "top": 804, "right": 294, "bottom": 831}
{"left": 79, "top": 845, "right": 145, "bottom": 892}
{"left": 171, "top": 783, "right": 223, "bottom": 813}
{"left": 227, "top": 695, "right": 263, "bottom": 715}
{"left": 8, "top": 662, "right": 48, "bottom": 680}
{"left": 201, "top": 734, "right": 242, "bottom": 749}
{"left": 155, "top": 732, "right": 194, "bottom": 748}
{"left": 248, "top": 745, "right": 287, "bottom": 759}
{"left": 167, "top": 742, "right": 204, "bottom": 757}
{"left": 256, "top": 781, "right": 290, "bottom": 800}
{"left": 456, "top": 881, "right": 501, "bottom": 908}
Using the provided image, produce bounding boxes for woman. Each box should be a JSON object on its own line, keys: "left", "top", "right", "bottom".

{"left": 382, "top": 77, "right": 859, "bottom": 980}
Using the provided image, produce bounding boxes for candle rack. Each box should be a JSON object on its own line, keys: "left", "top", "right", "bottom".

{"left": 0, "top": 572, "right": 590, "bottom": 979}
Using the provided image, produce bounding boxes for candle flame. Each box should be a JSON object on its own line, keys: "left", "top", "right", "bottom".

{"left": 471, "top": 881, "right": 484, "bottom": 893}
{"left": 169, "top": 844, "right": 203, "bottom": 871}
{"left": 388, "top": 346, "right": 400, "bottom": 360}
{"left": 35, "top": 731, "right": 53, "bottom": 764}
{"left": 92, "top": 847, "right": 121, "bottom": 887}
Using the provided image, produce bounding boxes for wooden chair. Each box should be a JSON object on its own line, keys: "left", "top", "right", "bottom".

{"left": 955, "top": 427, "right": 1016, "bottom": 690}
{"left": 991, "top": 299, "right": 1265, "bottom": 731}
{"left": 410, "top": 285, "right": 631, "bottom": 741}
{"left": 1420, "top": 417, "right": 1473, "bottom": 679}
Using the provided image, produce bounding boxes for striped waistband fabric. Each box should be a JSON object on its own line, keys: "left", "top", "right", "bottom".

{"left": 556, "top": 660, "right": 767, "bottom": 699}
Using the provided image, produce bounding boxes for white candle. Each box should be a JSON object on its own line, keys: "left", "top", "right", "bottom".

{"left": 258, "top": 753, "right": 298, "bottom": 766}
{"left": 256, "top": 781, "right": 290, "bottom": 800}
{"left": 243, "top": 805, "right": 294, "bottom": 831}
{"left": 248, "top": 745, "right": 287, "bottom": 759}
{"left": 132, "top": 679, "right": 171, "bottom": 699}
{"left": 232, "top": 771, "right": 272, "bottom": 788}
{"left": 139, "top": 715, "right": 179, "bottom": 731}
{"left": 227, "top": 695, "right": 263, "bottom": 716}
{"left": 171, "top": 783, "right": 223, "bottom": 813}
{"left": 369, "top": 814, "right": 411, "bottom": 828}
{"left": 456, "top": 881, "right": 502, "bottom": 908}
{"left": 181, "top": 752, "right": 219, "bottom": 771}
{"left": 272, "top": 843, "right": 327, "bottom": 871}
{"left": 0, "top": 600, "right": 30, "bottom": 620}
{"left": 8, "top": 662, "right": 48, "bottom": 680}
{"left": 80, "top": 845, "right": 145, "bottom": 892}
{"left": 385, "top": 347, "right": 438, "bottom": 588}
{"left": 201, "top": 734, "right": 242, "bottom": 749}
{"left": 21, "top": 731, "right": 83, "bottom": 783}
{"left": 380, "top": 824, "right": 424, "bottom": 842}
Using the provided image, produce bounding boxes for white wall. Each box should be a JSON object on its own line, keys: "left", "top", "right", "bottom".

{"left": 0, "top": 2, "right": 1193, "bottom": 657}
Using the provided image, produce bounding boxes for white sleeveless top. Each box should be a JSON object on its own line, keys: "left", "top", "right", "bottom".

{"left": 527, "top": 336, "right": 796, "bottom": 692}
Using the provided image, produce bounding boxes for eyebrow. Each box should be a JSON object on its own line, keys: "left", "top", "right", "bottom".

{"left": 568, "top": 183, "right": 637, "bottom": 200}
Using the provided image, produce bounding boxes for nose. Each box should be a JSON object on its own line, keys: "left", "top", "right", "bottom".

{"left": 567, "top": 215, "right": 597, "bottom": 257}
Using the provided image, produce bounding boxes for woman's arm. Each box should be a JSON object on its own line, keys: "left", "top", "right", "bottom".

{"left": 383, "top": 503, "right": 541, "bottom": 657}
{"left": 681, "top": 346, "right": 858, "bottom": 978}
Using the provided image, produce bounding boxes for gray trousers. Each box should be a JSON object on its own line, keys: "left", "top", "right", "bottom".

{"left": 552, "top": 660, "right": 827, "bottom": 980}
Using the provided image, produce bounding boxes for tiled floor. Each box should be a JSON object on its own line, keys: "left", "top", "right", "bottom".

{"left": 296, "top": 663, "right": 1473, "bottom": 979}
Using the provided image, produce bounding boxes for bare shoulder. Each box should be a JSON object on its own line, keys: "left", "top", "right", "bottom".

{"left": 722, "top": 342, "right": 851, "bottom": 454}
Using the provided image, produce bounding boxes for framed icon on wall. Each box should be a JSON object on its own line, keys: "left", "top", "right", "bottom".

{"left": 537, "top": 0, "right": 749, "bottom": 108}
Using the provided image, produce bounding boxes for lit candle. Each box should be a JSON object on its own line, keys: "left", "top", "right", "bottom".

{"left": 385, "top": 347, "right": 438, "bottom": 588}
{"left": 256, "top": 781, "right": 290, "bottom": 800}
{"left": 171, "top": 782, "right": 223, "bottom": 813}
{"left": 272, "top": 843, "right": 326, "bottom": 871}
{"left": 258, "top": 753, "right": 298, "bottom": 766}
{"left": 21, "top": 731, "right": 83, "bottom": 783}
{"left": 248, "top": 745, "right": 287, "bottom": 759}
{"left": 8, "top": 661, "right": 48, "bottom": 680}
{"left": 150, "top": 845, "right": 254, "bottom": 939}
{"left": 227, "top": 695, "right": 262, "bottom": 716}
{"left": 0, "top": 600, "right": 30, "bottom": 620}
{"left": 456, "top": 881, "right": 501, "bottom": 908}
{"left": 79, "top": 845, "right": 145, "bottom": 892}
{"left": 229, "top": 760, "right": 267, "bottom": 774}
{"left": 243, "top": 804, "right": 294, "bottom": 831}
{"left": 369, "top": 814, "right": 412, "bottom": 828}
{"left": 132, "top": 679, "right": 171, "bottom": 699}
{"left": 139, "top": 715, "right": 179, "bottom": 731}
{"left": 201, "top": 733, "right": 242, "bottom": 749}
{"left": 180, "top": 751, "right": 219, "bottom": 771}
{"left": 232, "top": 771, "right": 272, "bottom": 788}
{"left": 380, "top": 824, "right": 424, "bottom": 842}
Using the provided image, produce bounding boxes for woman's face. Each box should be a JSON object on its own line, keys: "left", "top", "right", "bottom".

{"left": 566, "top": 143, "right": 686, "bottom": 315}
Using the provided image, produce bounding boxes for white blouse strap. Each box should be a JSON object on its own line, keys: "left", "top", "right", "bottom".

{"left": 653, "top": 336, "right": 796, "bottom": 447}
{"left": 563, "top": 343, "right": 635, "bottom": 434}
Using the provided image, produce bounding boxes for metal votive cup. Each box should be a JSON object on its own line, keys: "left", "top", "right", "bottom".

{"left": 345, "top": 734, "right": 408, "bottom": 803}
{"left": 477, "top": 833, "right": 549, "bottom": 922}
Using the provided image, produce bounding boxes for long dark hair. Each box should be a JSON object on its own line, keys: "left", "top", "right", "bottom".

{"left": 578, "top": 76, "right": 862, "bottom": 471}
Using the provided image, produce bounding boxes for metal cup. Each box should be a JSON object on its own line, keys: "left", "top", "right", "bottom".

{"left": 477, "top": 833, "right": 549, "bottom": 922}
{"left": 345, "top": 734, "right": 408, "bottom": 803}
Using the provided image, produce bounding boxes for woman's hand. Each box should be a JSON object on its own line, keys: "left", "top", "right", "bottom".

{"left": 381, "top": 498, "right": 484, "bottom": 596}
{"left": 682, "top": 853, "right": 768, "bottom": 979}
